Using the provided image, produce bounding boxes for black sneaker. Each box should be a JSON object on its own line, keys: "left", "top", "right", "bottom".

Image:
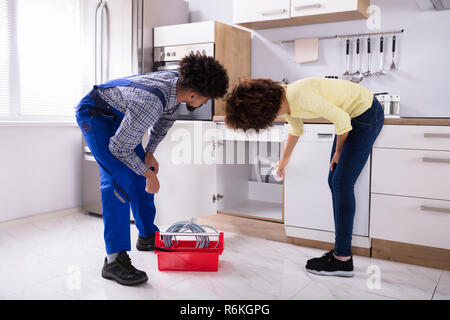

{"left": 136, "top": 234, "right": 156, "bottom": 251}
{"left": 306, "top": 250, "right": 334, "bottom": 266}
{"left": 101, "top": 251, "right": 148, "bottom": 286}
{"left": 305, "top": 251, "right": 354, "bottom": 277}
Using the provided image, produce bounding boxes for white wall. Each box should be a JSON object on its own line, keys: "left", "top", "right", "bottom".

{"left": 0, "top": 124, "right": 82, "bottom": 222}
{"left": 187, "top": 0, "right": 450, "bottom": 117}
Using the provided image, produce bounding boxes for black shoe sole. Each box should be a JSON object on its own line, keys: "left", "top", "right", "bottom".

{"left": 136, "top": 243, "right": 155, "bottom": 251}
{"left": 101, "top": 269, "right": 148, "bottom": 286}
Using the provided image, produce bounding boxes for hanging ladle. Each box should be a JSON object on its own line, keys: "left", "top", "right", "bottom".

{"left": 375, "top": 36, "right": 387, "bottom": 75}
{"left": 363, "top": 37, "right": 373, "bottom": 77}
{"left": 351, "top": 37, "right": 363, "bottom": 83}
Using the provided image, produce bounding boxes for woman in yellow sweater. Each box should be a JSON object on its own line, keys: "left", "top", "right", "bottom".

{"left": 225, "top": 77, "right": 384, "bottom": 277}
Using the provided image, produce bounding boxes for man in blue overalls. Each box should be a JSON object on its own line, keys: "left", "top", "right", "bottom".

{"left": 75, "top": 53, "right": 229, "bottom": 286}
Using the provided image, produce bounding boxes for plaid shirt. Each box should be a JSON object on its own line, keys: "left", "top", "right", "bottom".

{"left": 96, "top": 71, "right": 179, "bottom": 176}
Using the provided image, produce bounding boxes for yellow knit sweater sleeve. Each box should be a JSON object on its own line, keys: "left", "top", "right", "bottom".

{"left": 283, "top": 113, "right": 304, "bottom": 136}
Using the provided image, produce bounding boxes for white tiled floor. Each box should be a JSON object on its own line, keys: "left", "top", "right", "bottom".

{"left": 0, "top": 209, "right": 449, "bottom": 300}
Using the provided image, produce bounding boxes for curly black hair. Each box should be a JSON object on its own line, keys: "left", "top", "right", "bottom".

{"left": 178, "top": 53, "right": 229, "bottom": 98}
{"left": 225, "top": 78, "right": 284, "bottom": 132}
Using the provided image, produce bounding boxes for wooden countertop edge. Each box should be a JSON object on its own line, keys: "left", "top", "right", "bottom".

{"left": 213, "top": 116, "right": 450, "bottom": 126}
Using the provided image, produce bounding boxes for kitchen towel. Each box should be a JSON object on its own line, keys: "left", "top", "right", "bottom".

{"left": 294, "top": 38, "right": 319, "bottom": 64}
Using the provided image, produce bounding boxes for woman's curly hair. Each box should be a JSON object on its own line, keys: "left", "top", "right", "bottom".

{"left": 178, "top": 53, "right": 229, "bottom": 98}
{"left": 225, "top": 78, "right": 284, "bottom": 132}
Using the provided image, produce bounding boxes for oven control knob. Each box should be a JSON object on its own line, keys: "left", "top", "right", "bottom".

{"left": 172, "top": 52, "right": 176, "bottom": 57}
{"left": 202, "top": 49, "right": 206, "bottom": 55}
{"left": 167, "top": 52, "right": 171, "bottom": 57}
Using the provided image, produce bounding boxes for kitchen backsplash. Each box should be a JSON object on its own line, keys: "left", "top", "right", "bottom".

{"left": 187, "top": 0, "right": 450, "bottom": 118}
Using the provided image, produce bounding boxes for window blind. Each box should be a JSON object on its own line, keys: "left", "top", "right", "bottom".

{"left": 17, "top": 0, "right": 82, "bottom": 117}
{"left": 0, "top": 0, "right": 11, "bottom": 117}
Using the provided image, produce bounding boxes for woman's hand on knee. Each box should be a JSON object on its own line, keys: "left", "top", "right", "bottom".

{"left": 330, "top": 151, "right": 341, "bottom": 171}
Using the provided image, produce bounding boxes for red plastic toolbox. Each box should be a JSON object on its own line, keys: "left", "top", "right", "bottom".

{"left": 155, "top": 231, "right": 224, "bottom": 271}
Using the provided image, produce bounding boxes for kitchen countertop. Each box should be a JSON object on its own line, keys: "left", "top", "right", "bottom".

{"left": 213, "top": 116, "right": 450, "bottom": 126}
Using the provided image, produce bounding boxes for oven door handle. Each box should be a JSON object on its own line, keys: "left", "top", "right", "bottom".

{"left": 157, "top": 65, "right": 179, "bottom": 71}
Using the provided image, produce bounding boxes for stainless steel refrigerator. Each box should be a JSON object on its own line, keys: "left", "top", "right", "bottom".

{"left": 80, "top": 0, "right": 189, "bottom": 216}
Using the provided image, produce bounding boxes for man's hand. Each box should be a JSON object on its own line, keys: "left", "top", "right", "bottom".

{"left": 330, "top": 151, "right": 341, "bottom": 171}
{"left": 144, "top": 169, "right": 160, "bottom": 194}
{"left": 145, "top": 152, "right": 159, "bottom": 174}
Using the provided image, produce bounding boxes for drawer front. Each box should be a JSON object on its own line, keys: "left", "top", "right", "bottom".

{"left": 372, "top": 148, "right": 450, "bottom": 201}
{"left": 233, "top": 0, "right": 290, "bottom": 24}
{"left": 370, "top": 193, "right": 450, "bottom": 250}
{"left": 299, "top": 123, "right": 335, "bottom": 141}
{"left": 216, "top": 123, "right": 287, "bottom": 142}
{"left": 291, "top": 0, "right": 357, "bottom": 18}
{"left": 374, "top": 125, "right": 450, "bottom": 151}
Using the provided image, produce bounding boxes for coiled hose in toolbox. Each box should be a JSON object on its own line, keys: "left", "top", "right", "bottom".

{"left": 162, "top": 218, "right": 219, "bottom": 249}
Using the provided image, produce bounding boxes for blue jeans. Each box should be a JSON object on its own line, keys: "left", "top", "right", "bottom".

{"left": 328, "top": 96, "right": 384, "bottom": 256}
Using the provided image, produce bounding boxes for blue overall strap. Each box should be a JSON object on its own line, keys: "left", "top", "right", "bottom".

{"left": 124, "top": 71, "right": 179, "bottom": 78}
{"left": 94, "top": 78, "right": 167, "bottom": 108}
{"left": 127, "top": 82, "right": 167, "bottom": 108}
{"left": 95, "top": 78, "right": 132, "bottom": 89}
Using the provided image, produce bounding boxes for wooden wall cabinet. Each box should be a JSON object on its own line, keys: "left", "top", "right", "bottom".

{"left": 213, "top": 22, "right": 251, "bottom": 117}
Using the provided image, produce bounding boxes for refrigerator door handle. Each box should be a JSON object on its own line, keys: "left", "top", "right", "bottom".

{"left": 94, "top": 1, "right": 102, "bottom": 84}
{"left": 138, "top": 0, "right": 144, "bottom": 74}
{"left": 101, "top": 1, "right": 109, "bottom": 83}
{"left": 95, "top": 1, "right": 107, "bottom": 84}
{"left": 131, "top": 0, "right": 142, "bottom": 75}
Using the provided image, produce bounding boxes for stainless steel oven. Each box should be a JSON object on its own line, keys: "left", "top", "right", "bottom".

{"left": 153, "top": 43, "right": 215, "bottom": 121}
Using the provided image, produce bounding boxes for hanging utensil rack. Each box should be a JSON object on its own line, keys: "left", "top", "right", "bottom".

{"left": 276, "top": 29, "right": 404, "bottom": 44}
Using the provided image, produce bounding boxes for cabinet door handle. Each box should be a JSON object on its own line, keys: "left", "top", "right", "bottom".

{"left": 157, "top": 65, "right": 179, "bottom": 71}
{"left": 422, "top": 157, "right": 450, "bottom": 164}
{"left": 424, "top": 133, "right": 450, "bottom": 139}
{"left": 261, "top": 8, "right": 286, "bottom": 16}
{"left": 317, "top": 133, "right": 333, "bottom": 138}
{"left": 294, "top": 3, "right": 323, "bottom": 11}
{"left": 420, "top": 205, "right": 450, "bottom": 214}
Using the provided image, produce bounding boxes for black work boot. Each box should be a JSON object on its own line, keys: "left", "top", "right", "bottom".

{"left": 101, "top": 251, "right": 148, "bottom": 286}
{"left": 136, "top": 234, "right": 156, "bottom": 251}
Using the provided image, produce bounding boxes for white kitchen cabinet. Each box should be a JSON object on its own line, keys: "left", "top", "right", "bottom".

{"left": 152, "top": 121, "right": 217, "bottom": 226}
{"left": 370, "top": 193, "right": 450, "bottom": 250}
{"left": 371, "top": 124, "right": 450, "bottom": 251}
{"left": 373, "top": 125, "right": 450, "bottom": 151}
{"left": 284, "top": 124, "right": 371, "bottom": 247}
{"left": 154, "top": 121, "right": 286, "bottom": 224}
{"left": 153, "top": 21, "right": 216, "bottom": 47}
{"left": 214, "top": 123, "right": 286, "bottom": 221}
{"left": 233, "top": 0, "right": 369, "bottom": 29}
{"left": 372, "top": 148, "right": 450, "bottom": 201}
{"left": 233, "top": 0, "right": 291, "bottom": 24}
{"left": 290, "top": 0, "right": 359, "bottom": 17}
